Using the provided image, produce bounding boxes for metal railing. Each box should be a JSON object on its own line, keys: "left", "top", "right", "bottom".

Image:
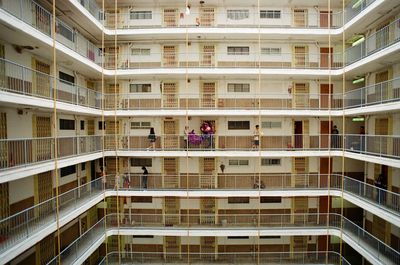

{"left": 47, "top": 213, "right": 400, "bottom": 265}
{"left": 99, "top": 251, "right": 350, "bottom": 265}
{"left": 1, "top": 134, "right": 398, "bottom": 171}
{"left": 346, "top": 18, "right": 400, "bottom": 65}
{"left": 0, "top": 135, "right": 102, "bottom": 170}
{"left": 0, "top": 178, "right": 103, "bottom": 256}
{"left": 0, "top": 58, "right": 102, "bottom": 109}
{"left": 103, "top": 51, "right": 344, "bottom": 70}
{"left": 74, "top": 0, "right": 376, "bottom": 30}
{"left": 1, "top": 173, "right": 398, "bottom": 263}
{"left": 0, "top": 0, "right": 102, "bottom": 65}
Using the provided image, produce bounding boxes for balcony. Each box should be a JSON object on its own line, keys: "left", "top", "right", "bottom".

{"left": 48, "top": 213, "right": 399, "bottom": 265}
{"left": 74, "top": 0, "right": 378, "bottom": 30}
{"left": 1, "top": 134, "right": 399, "bottom": 175}
{"left": 0, "top": 174, "right": 398, "bottom": 264}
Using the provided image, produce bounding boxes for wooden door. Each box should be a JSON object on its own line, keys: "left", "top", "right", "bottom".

{"left": 0, "top": 44, "right": 4, "bottom": 88}
{"left": 33, "top": 59, "right": 50, "bottom": 97}
{"left": 293, "top": 9, "right": 307, "bottom": 27}
{"left": 293, "top": 120, "right": 309, "bottom": 148}
{"left": 292, "top": 197, "right": 308, "bottom": 224}
{"left": 164, "top": 236, "right": 181, "bottom": 260}
{"left": 291, "top": 236, "right": 307, "bottom": 253}
{"left": 163, "top": 46, "right": 177, "bottom": 67}
{"left": 320, "top": 84, "right": 332, "bottom": 109}
{"left": 87, "top": 120, "right": 95, "bottom": 135}
{"left": 0, "top": 112, "right": 7, "bottom": 169}
{"left": 200, "top": 197, "right": 216, "bottom": 224}
{"left": 105, "top": 83, "right": 120, "bottom": 109}
{"left": 164, "top": 197, "right": 180, "bottom": 226}
{"left": 201, "top": 237, "right": 216, "bottom": 259}
{"left": 375, "top": 70, "right": 389, "bottom": 101}
{"left": 36, "top": 235, "right": 55, "bottom": 265}
{"left": 200, "top": 157, "right": 215, "bottom": 188}
{"left": 34, "top": 116, "right": 51, "bottom": 162}
{"left": 105, "top": 47, "right": 119, "bottom": 69}
{"left": 319, "top": 158, "right": 332, "bottom": 188}
{"left": 34, "top": 171, "right": 53, "bottom": 217}
{"left": 319, "top": 11, "right": 332, "bottom": 28}
{"left": 320, "top": 47, "right": 333, "bottom": 69}
{"left": 105, "top": 10, "right": 121, "bottom": 28}
{"left": 201, "top": 82, "right": 216, "bottom": 108}
{"left": 376, "top": 22, "right": 389, "bottom": 50}
{"left": 163, "top": 9, "right": 178, "bottom": 27}
{"left": 162, "top": 82, "right": 178, "bottom": 108}
{"left": 372, "top": 215, "right": 386, "bottom": 241}
{"left": 200, "top": 8, "right": 215, "bottom": 26}
{"left": 201, "top": 45, "right": 215, "bottom": 67}
{"left": 0, "top": 183, "right": 9, "bottom": 229}
{"left": 293, "top": 83, "right": 309, "bottom": 108}
{"left": 105, "top": 120, "right": 120, "bottom": 149}
{"left": 163, "top": 120, "right": 179, "bottom": 149}
{"left": 375, "top": 117, "right": 389, "bottom": 155}
{"left": 320, "top": 121, "right": 332, "bottom": 148}
{"left": 163, "top": 158, "right": 179, "bottom": 188}
{"left": 292, "top": 157, "right": 309, "bottom": 187}
{"left": 293, "top": 46, "right": 307, "bottom": 68}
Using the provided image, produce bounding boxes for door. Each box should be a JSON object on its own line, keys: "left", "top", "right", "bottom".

{"left": 32, "top": 59, "right": 50, "bottom": 97}
{"left": 200, "top": 197, "right": 216, "bottom": 224}
{"left": 293, "top": 9, "right": 307, "bottom": 27}
{"left": 164, "top": 197, "right": 180, "bottom": 226}
{"left": 292, "top": 197, "right": 308, "bottom": 224}
{"left": 163, "top": 120, "right": 179, "bottom": 149}
{"left": 319, "top": 11, "right": 332, "bottom": 28}
{"left": 0, "top": 182, "right": 9, "bottom": 234}
{"left": 375, "top": 70, "right": 389, "bottom": 101}
{"left": 105, "top": 84, "right": 120, "bottom": 109}
{"left": 105, "top": 120, "right": 120, "bottom": 149}
{"left": 105, "top": 47, "right": 119, "bottom": 69}
{"left": 34, "top": 172, "right": 53, "bottom": 217}
{"left": 163, "top": 9, "right": 178, "bottom": 27}
{"left": 34, "top": 5, "right": 51, "bottom": 34}
{"left": 163, "top": 158, "right": 179, "bottom": 188}
{"left": 200, "top": 237, "right": 216, "bottom": 259}
{"left": 201, "top": 45, "right": 215, "bottom": 67}
{"left": 201, "top": 82, "right": 216, "bottom": 108}
{"left": 0, "top": 113, "right": 7, "bottom": 169}
{"left": 33, "top": 116, "right": 51, "bottom": 162}
{"left": 293, "top": 120, "right": 309, "bottom": 149}
{"left": 320, "top": 84, "right": 333, "bottom": 109}
{"left": 293, "top": 83, "right": 309, "bottom": 108}
{"left": 375, "top": 118, "right": 390, "bottom": 155}
{"left": 292, "top": 157, "right": 309, "bottom": 187}
{"left": 163, "top": 46, "right": 177, "bottom": 67}
{"left": 376, "top": 22, "right": 390, "bottom": 50}
{"left": 164, "top": 236, "right": 181, "bottom": 260}
{"left": 162, "top": 82, "right": 178, "bottom": 108}
{"left": 293, "top": 46, "right": 307, "bottom": 68}
{"left": 320, "top": 48, "right": 333, "bottom": 69}
{"left": 105, "top": 10, "right": 121, "bottom": 28}
{"left": 200, "top": 8, "right": 215, "bottom": 26}
{"left": 319, "top": 157, "right": 332, "bottom": 188}
{"left": 0, "top": 44, "right": 4, "bottom": 88}
{"left": 320, "top": 121, "right": 332, "bottom": 148}
{"left": 200, "top": 157, "right": 216, "bottom": 188}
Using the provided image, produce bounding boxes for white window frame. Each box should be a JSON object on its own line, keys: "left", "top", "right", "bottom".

{"left": 131, "top": 121, "right": 152, "bottom": 129}
{"left": 131, "top": 48, "right": 151, "bottom": 56}
{"left": 227, "top": 46, "right": 250, "bottom": 55}
{"left": 227, "top": 9, "right": 250, "bottom": 20}
{"left": 261, "top": 158, "right": 281, "bottom": 166}
{"left": 229, "top": 159, "right": 249, "bottom": 166}
{"left": 260, "top": 10, "right": 281, "bottom": 19}
{"left": 130, "top": 83, "right": 152, "bottom": 93}
{"left": 261, "top": 121, "right": 282, "bottom": 128}
{"left": 227, "top": 83, "right": 250, "bottom": 92}
{"left": 261, "top": 47, "right": 281, "bottom": 55}
{"left": 130, "top": 11, "right": 152, "bottom": 20}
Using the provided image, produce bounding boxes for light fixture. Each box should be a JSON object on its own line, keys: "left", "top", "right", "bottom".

{"left": 352, "top": 36, "right": 365, "bottom": 46}
{"left": 352, "top": 77, "right": 365, "bottom": 84}
{"left": 352, "top": 0, "right": 363, "bottom": 9}
{"left": 352, "top": 117, "right": 365, "bottom": 122}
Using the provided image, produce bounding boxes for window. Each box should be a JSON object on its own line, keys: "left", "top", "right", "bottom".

{"left": 228, "top": 236, "right": 249, "bottom": 239}
{"left": 260, "top": 236, "right": 281, "bottom": 239}
{"left": 261, "top": 48, "right": 281, "bottom": 55}
{"left": 227, "top": 46, "right": 249, "bottom": 55}
{"left": 60, "top": 165, "right": 76, "bottom": 177}
{"left": 59, "top": 119, "right": 75, "bottom": 130}
{"left": 260, "top": 197, "right": 282, "bottom": 203}
{"left": 132, "top": 196, "right": 153, "bottom": 203}
{"left": 81, "top": 162, "right": 86, "bottom": 171}
{"left": 227, "top": 10, "right": 249, "bottom": 20}
{"left": 228, "top": 121, "right": 250, "bottom": 130}
{"left": 260, "top": 10, "right": 281, "bottom": 19}
{"left": 131, "top": 48, "right": 151, "bottom": 56}
{"left": 98, "top": 121, "right": 106, "bottom": 130}
{"left": 262, "top": 121, "right": 282, "bottom": 128}
{"left": 229, "top": 159, "right": 249, "bottom": 166}
{"left": 261, "top": 158, "right": 281, "bottom": 166}
{"left": 56, "top": 22, "right": 74, "bottom": 42}
{"left": 130, "top": 84, "right": 151, "bottom": 93}
{"left": 80, "top": 120, "right": 85, "bottom": 130}
{"left": 227, "top": 83, "right": 250, "bottom": 92}
{"left": 130, "top": 121, "right": 151, "bottom": 129}
{"left": 130, "top": 11, "right": 152, "bottom": 20}
{"left": 131, "top": 158, "right": 152, "bottom": 167}
{"left": 132, "top": 235, "right": 154, "bottom": 238}
{"left": 59, "top": 71, "right": 75, "bottom": 84}
{"left": 228, "top": 197, "right": 249, "bottom": 204}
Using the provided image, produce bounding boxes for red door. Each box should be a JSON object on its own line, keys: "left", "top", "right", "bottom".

{"left": 320, "top": 47, "right": 333, "bottom": 69}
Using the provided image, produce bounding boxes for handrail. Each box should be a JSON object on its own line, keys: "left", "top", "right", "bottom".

{"left": 46, "top": 213, "right": 399, "bottom": 265}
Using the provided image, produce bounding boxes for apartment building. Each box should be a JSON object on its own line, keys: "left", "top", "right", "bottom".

{"left": 0, "top": 0, "right": 399, "bottom": 264}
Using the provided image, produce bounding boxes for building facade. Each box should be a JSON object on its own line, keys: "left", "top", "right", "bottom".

{"left": 0, "top": 0, "right": 399, "bottom": 264}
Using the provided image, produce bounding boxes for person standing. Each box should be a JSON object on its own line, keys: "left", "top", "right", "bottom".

{"left": 331, "top": 125, "right": 339, "bottom": 148}
{"left": 141, "top": 166, "right": 148, "bottom": 189}
{"left": 252, "top": 125, "right": 263, "bottom": 149}
{"left": 147, "top": 127, "right": 156, "bottom": 150}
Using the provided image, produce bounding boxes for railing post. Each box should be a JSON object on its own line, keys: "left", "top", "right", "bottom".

{"left": 24, "top": 140, "right": 27, "bottom": 165}
{"left": 25, "top": 210, "right": 29, "bottom": 237}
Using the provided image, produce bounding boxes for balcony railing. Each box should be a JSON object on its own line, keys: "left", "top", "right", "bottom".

{"left": 103, "top": 51, "right": 344, "bottom": 70}
{"left": 346, "top": 18, "right": 400, "bottom": 65}
{"left": 0, "top": 0, "right": 102, "bottom": 65}
{"left": 48, "top": 213, "right": 400, "bottom": 265}
{"left": 0, "top": 58, "right": 102, "bottom": 109}
{"left": 74, "top": 0, "right": 377, "bottom": 30}
{"left": 0, "top": 134, "right": 398, "bottom": 171}
{"left": 0, "top": 135, "right": 102, "bottom": 170}
{"left": 1, "top": 174, "right": 398, "bottom": 264}
{"left": 99, "top": 251, "right": 350, "bottom": 265}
